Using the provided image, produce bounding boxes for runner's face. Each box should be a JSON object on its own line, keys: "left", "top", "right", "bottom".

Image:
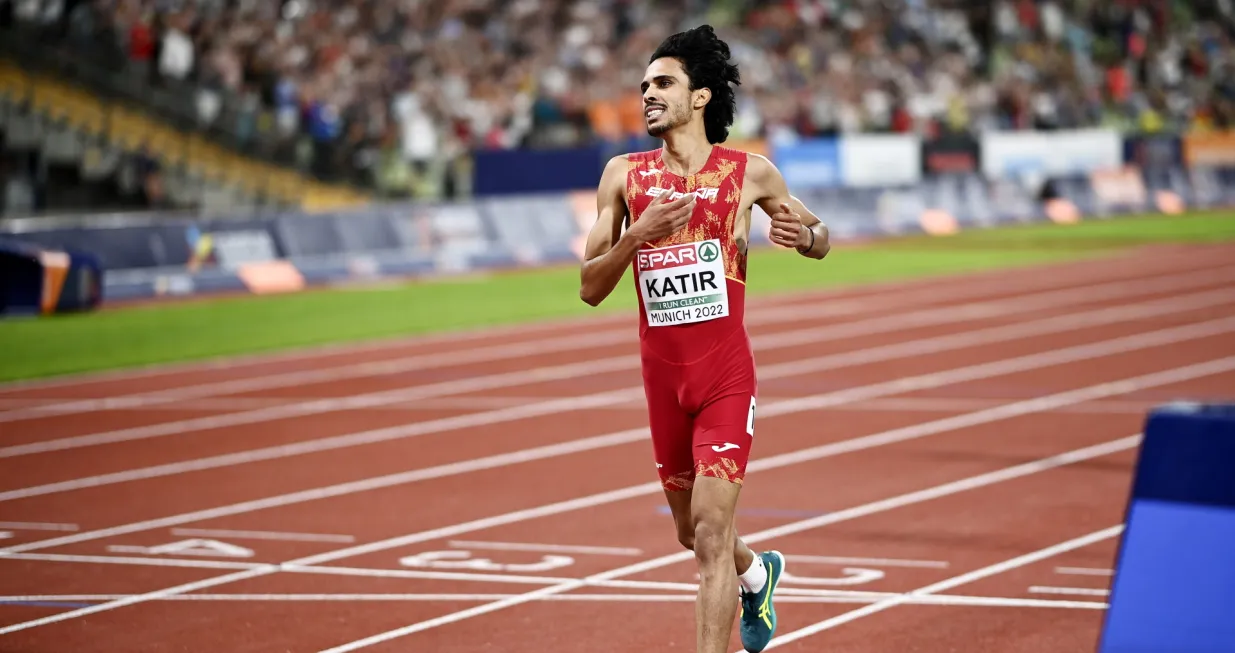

{"left": 641, "top": 58, "right": 695, "bottom": 137}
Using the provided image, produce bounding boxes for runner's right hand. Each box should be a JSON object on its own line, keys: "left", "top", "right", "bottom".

{"left": 629, "top": 191, "right": 695, "bottom": 243}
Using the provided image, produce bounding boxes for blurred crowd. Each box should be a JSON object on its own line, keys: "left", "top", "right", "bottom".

{"left": 9, "top": 0, "right": 1235, "bottom": 198}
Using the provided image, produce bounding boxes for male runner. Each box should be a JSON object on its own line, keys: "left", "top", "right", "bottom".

{"left": 578, "top": 24, "right": 830, "bottom": 653}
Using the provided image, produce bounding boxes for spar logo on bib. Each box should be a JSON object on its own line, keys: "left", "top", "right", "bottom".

{"left": 637, "top": 243, "right": 697, "bottom": 271}
{"left": 638, "top": 239, "right": 729, "bottom": 326}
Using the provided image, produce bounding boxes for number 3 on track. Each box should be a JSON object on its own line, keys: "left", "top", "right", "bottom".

{"left": 399, "top": 550, "right": 575, "bottom": 573}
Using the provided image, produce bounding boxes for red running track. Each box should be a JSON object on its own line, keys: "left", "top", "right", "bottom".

{"left": 0, "top": 243, "right": 1234, "bottom": 653}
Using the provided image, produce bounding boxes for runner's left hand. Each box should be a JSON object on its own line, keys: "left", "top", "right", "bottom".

{"left": 769, "top": 202, "right": 808, "bottom": 249}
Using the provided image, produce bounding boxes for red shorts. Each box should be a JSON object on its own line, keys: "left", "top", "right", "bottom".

{"left": 640, "top": 326, "right": 758, "bottom": 492}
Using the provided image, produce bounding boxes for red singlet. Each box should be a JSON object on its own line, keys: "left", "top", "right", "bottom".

{"left": 625, "top": 145, "right": 757, "bottom": 491}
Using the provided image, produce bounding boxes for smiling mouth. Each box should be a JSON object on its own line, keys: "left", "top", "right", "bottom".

{"left": 645, "top": 106, "right": 666, "bottom": 120}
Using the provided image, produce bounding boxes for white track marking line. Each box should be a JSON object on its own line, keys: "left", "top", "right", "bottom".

{"left": 786, "top": 555, "right": 949, "bottom": 569}
{"left": 313, "top": 437, "right": 1140, "bottom": 652}
{"left": 0, "top": 357, "right": 638, "bottom": 458}
{"left": 4, "top": 290, "right": 1232, "bottom": 506}
{"left": 3, "top": 343, "right": 1231, "bottom": 567}
{"left": 4, "top": 552, "right": 268, "bottom": 571}
{"left": 0, "top": 522, "right": 79, "bottom": 532}
{"left": 1, "top": 396, "right": 551, "bottom": 412}
{"left": 13, "top": 395, "right": 1163, "bottom": 414}
{"left": 10, "top": 268, "right": 1230, "bottom": 456}
{"left": 0, "top": 592, "right": 1108, "bottom": 609}
{"left": 0, "top": 551, "right": 1112, "bottom": 611}
{"left": 0, "top": 399, "right": 60, "bottom": 409}
{"left": 3, "top": 248, "right": 1206, "bottom": 395}
{"left": 0, "top": 437, "right": 1137, "bottom": 639}
{"left": 1055, "top": 566, "right": 1114, "bottom": 576}
{"left": 834, "top": 397, "right": 1158, "bottom": 414}
{"left": 0, "top": 386, "right": 643, "bottom": 498}
{"left": 1028, "top": 585, "right": 1111, "bottom": 596}
{"left": 282, "top": 564, "right": 578, "bottom": 586}
{"left": 0, "top": 551, "right": 874, "bottom": 594}
{"left": 0, "top": 552, "right": 567, "bottom": 584}
{"left": 445, "top": 540, "right": 643, "bottom": 556}
{"left": 168, "top": 528, "right": 355, "bottom": 543}
{"left": 756, "top": 526, "right": 1124, "bottom": 650}
{"left": 4, "top": 264, "right": 1229, "bottom": 430}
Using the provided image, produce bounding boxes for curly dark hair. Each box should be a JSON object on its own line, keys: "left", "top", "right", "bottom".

{"left": 649, "top": 25, "right": 741, "bottom": 144}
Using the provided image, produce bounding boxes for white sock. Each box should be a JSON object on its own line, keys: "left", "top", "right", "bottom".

{"left": 739, "top": 552, "right": 767, "bottom": 594}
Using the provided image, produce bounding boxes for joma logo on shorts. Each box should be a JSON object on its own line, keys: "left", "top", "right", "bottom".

{"left": 646, "top": 186, "right": 719, "bottom": 201}
{"left": 638, "top": 245, "right": 697, "bottom": 271}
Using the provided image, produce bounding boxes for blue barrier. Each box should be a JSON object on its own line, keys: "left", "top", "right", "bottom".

{"left": 472, "top": 145, "right": 606, "bottom": 196}
{"left": 1098, "top": 403, "right": 1235, "bottom": 653}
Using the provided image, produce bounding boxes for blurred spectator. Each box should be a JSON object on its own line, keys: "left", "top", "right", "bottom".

{"left": 8, "top": 0, "right": 1235, "bottom": 199}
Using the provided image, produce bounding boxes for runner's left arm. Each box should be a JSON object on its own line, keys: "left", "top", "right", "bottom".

{"left": 749, "top": 154, "right": 831, "bottom": 260}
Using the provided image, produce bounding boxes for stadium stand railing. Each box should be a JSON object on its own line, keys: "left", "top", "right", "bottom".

{"left": 0, "top": 28, "right": 369, "bottom": 214}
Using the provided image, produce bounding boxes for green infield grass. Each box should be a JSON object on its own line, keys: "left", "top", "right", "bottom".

{"left": 1, "top": 210, "right": 1232, "bottom": 383}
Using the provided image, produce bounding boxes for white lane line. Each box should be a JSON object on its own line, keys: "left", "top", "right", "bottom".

{"left": 282, "top": 564, "right": 579, "bottom": 586}
{"left": 0, "top": 399, "right": 59, "bottom": 409}
{"left": 2, "top": 246, "right": 1217, "bottom": 396}
{"left": 0, "top": 592, "right": 1108, "bottom": 609}
{"left": 0, "top": 357, "right": 637, "bottom": 458}
{"left": 445, "top": 540, "right": 643, "bottom": 556}
{"left": 0, "top": 551, "right": 878, "bottom": 594}
{"left": 3, "top": 552, "right": 267, "bottom": 571}
{"left": 0, "top": 522, "right": 79, "bottom": 532}
{"left": 0, "top": 551, "right": 1113, "bottom": 610}
{"left": 4, "top": 262, "right": 1229, "bottom": 437}
{"left": 757, "top": 526, "right": 1124, "bottom": 650}
{"left": 786, "top": 555, "right": 949, "bottom": 569}
{"left": 3, "top": 341, "right": 1231, "bottom": 568}
{"left": 4, "top": 289, "right": 1232, "bottom": 505}
{"left": 169, "top": 528, "right": 355, "bottom": 543}
{"left": 8, "top": 395, "right": 1164, "bottom": 415}
{"left": 833, "top": 397, "right": 1158, "bottom": 415}
{"left": 2, "top": 396, "right": 551, "bottom": 412}
{"left": 311, "top": 436, "right": 1141, "bottom": 653}
{"left": 0, "top": 435, "right": 1138, "bottom": 639}
{"left": 1055, "top": 566, "right": 1114, "bottom": 576}
{"left": 1028, "top": 586, "right": 1111, "bottom": 596}
{"left": 0, "top": 552, "right": 571, "bottom": 584}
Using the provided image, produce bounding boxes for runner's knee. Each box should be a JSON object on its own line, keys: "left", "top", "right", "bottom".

{"left": 691, "top": 510, "right": 730, "bottom": 564}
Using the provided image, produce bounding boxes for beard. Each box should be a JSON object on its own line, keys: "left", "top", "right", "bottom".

{"left": 646, "top": 104, "right": 686, "bottom": 137}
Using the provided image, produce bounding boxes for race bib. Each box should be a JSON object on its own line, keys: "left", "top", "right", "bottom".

{"left": 637, "top": 239, "right": 728, "bottom": 326}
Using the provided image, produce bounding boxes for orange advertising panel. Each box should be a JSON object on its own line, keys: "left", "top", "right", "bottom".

{"left": 1183, "top": 132, "right": 1235, "bottom": 167}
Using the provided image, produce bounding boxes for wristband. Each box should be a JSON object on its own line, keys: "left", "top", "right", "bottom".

{"left": 797, "top": 225, "right": 815, "bottom": 253}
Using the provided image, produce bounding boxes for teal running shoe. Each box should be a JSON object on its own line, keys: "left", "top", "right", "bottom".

{"left": 738, "top": 550, "right": 784, "bottom": 652}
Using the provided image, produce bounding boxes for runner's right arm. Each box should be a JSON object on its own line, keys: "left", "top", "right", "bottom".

{"left": 580, "top": 156, "right": 694, "bottom": 306}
